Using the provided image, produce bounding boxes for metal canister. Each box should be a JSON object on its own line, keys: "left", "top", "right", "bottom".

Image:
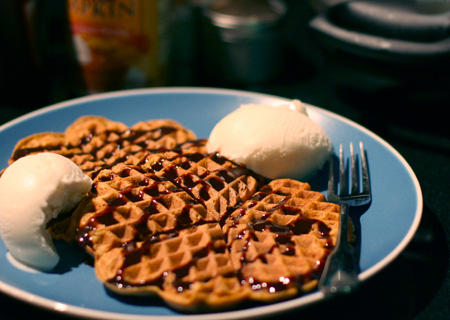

{"left": 202, "top": 0, "right": 287, "bottom": 85}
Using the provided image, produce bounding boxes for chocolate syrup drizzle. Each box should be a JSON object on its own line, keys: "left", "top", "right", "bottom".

{"left": 11, "top": 126, "right": 181, "bottom": 162}
{"left": 72, "top": 131, "right": 271, "bottom": 294}
{"left": 80, "top": 162, "right": 332, "bottom": 295}
{"left": 77, "top": 147, "right": 263, "bottom": 247}
{"left": 16, "top": 124, "right": 334, "bottom": 297}
{"left": 225, "top": 186, "right": 333, "bottom": 292}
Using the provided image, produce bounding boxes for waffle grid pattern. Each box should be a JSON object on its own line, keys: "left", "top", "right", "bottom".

{"left": 71, "top": 162, "right": 340, "bottom": 310}
{"left": 4, "top": 116, "right": 343, "bottom": 311}
{"left": 7, "top": 116, "right": 202, "bottom": 178}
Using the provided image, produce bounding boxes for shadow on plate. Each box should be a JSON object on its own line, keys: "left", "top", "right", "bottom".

{"left": 52, "top": 240, "right": 92, "bottom": 274}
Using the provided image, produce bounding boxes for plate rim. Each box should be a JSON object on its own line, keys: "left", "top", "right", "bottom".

{"left": 0, "top": 87, "right": 423, "bottom": 319}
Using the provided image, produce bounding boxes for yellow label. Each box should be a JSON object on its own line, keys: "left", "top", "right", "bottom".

{"left": 70, "top": 1, "right": 141, "bottom": 25}
{"left": 68, "top": 0, "right": 165, "bottom": 92}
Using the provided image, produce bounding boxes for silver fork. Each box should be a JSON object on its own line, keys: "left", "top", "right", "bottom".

{"left": 319, "top": 142, "right": 371, "bottom": 295}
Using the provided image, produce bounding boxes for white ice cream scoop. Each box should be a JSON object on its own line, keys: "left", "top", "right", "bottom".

{"left": 0, "top": 153, "right": 92, "bottom": 271}
{"left": 206, "top": 100, "right": 332, "bottom": 180}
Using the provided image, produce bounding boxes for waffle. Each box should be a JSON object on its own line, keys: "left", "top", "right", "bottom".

{"left": 223, "top": 179, "right": 342, "bottom": 301}
{"left": 63, "top": 159, "right": 340, "bottom": 310}
{"left": 7, "top": 116, "right": 201, "bottom": 178}
{"left": 4, "top": 115, "right": 345, "bottom": 311}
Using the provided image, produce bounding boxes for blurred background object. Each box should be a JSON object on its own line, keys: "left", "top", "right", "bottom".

{"left": 0, "top": 0, "right": 39, "bottom": 109}
{"left": 309, "top": 0, "right": 450, "bottom": 102}
{"left": 200, "top": 0, "right": 287, "bottom": 86}
{"left": 68, "top": 0, "right": 172, "bottom": 93}
{"left": 415, "top": 0, "right": 450, "bottom": 13}
{"left": 0, "top": 0, "right": 310, "bottom": 110}
{"left": 2, "top": 0, "right": 450, "bottom": 108}
{"left": 308, "top": 0, "right": 348, "bottom": 12}
{"left": 308, "top": 0, "right": 450, "bottom": 138}
{"left": 0, "top": 0, "right": 83, "bottom": 111}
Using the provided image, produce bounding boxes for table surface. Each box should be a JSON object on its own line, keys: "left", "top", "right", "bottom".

{"left": 1, "top": 2, "right": 449, "bottom": 319}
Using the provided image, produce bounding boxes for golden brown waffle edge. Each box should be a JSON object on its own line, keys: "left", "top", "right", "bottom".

{"left": 7, "top": 115, "right": 202, "bottom": 178}
{"left": 3, "top": 115, "right": 349, "bottom": 312}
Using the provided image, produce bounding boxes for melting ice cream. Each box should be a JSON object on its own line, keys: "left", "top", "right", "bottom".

{"left": 207, "top": 100, "right": 332, "bottom": 180}
{"left": 0, "top": 153, "right": 92, "bottom": 271}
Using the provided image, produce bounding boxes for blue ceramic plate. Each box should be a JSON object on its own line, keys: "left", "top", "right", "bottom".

{"left": 0, "top": 88, "right": 422, "bottom": 319}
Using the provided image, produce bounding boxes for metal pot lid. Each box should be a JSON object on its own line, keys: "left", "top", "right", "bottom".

{"left": 309, "top": 0, "right": 450, "bottom": 63}
{"left": 205, "top": 0, "right": 287, "bottom": 30}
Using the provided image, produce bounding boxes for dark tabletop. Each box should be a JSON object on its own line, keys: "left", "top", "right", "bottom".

{"left": 1, "top": 1, "right": 449, "bottom": 319}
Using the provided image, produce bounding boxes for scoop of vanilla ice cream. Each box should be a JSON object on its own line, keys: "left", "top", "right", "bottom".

{"left": 0, "top": 153, "right": 92, "bottom": 271}
{"left": 206, "top": 100, "right": 332, "bottom": 180}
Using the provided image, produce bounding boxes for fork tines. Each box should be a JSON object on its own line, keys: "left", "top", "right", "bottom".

{"left": 329, "top": 142, "right": 371, "bottom": 205}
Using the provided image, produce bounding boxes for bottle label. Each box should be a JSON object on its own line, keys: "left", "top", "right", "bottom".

{"left": 68, "top": 0, "right": 167, "bottom": 93}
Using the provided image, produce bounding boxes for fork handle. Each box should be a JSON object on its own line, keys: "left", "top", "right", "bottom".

{"left": 319, "top": 202, "right": 359, "bottom": 294}
{"left": 337, "top": 202, "right": 351, "bottom": 250}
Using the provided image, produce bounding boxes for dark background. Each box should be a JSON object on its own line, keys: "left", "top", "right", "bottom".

{"left": 1, "top": 1, "right": 449, "bottom": 319}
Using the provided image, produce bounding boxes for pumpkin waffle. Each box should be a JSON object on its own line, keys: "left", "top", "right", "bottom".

{"left": 58, "top": 156, "right": 341, "bottom": 310}
{"left": 3, "top": 115, "right": 346, "bottom": 311}
{"left": 6, "top": 116, "right": 201, "bottom": 178}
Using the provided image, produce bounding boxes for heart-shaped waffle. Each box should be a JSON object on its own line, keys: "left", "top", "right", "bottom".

{"left": 4, "top": 116, "right": 344, "bottom": 312}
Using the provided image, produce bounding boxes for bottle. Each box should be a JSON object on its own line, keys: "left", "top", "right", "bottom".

{"left": 67, "top": 0, "right": 171, "bottom": 93}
